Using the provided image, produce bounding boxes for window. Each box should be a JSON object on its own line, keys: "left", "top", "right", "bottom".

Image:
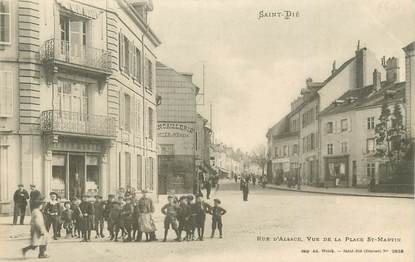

{"left": 302, "top": 108, "right": 315, "bottom": 127}
{"left": 310, "top": 133, "right": 315, "bottom": 150}
{"left": 366, "top": 138, "right": 375, "bottom": 153}
{"left": 291, "top": 118, "right": 299, "bottom": 131}
{"left": 145, "top": 58, "right": 153, "bottom": 91}
{"left": 366, "top": 162, "right": 376, "bottom": 177}
{"left": 124, "top": 94, "right": 131, "bottom": 131}
{"left": 327, "top": 144, "right": 333, "bottom": 155}
{"left": 326, "top": 122, "right": 333, "bottom": 134}
{"left": 160, "top": 144, "right": 174, "bottom": 155}
{"left": 119, "top": 33, "right": 131, "bottom": 74}
{"left": 125, "top": 152, "right": 131, "bottom": 187}
{"left": 340, "top": 119, "right": 348, "bottom": 132}
{"left": 283, "top": 145, "right": 288, "bottom": 157}
{"left": 0, "top": 71, "right": 13, "bottom": 117}
{"left": 367, "top": 117, "right": 375, "bottom": 130}
{"left": 136, "top": 155, "right": 142, "bottom": 190}
{"left": 135, "top": 47, "right": 141, "bottom": 82}
{"left": 0, "top": 0, "right": 10, "bottom": 44}
{"left": 135, "top": 100, "right": 141, "bottom": 133}
{"left": 148, "top": 107, "right": 154, "bottom": 139}
{"left": 341, "top": 142, "right": 348, "bottom": 153}
{"left": 124, "top": 36, "right": 130, "bottom": 74}
{"left": 274, "top": 147, "right": 278, "bottom": 158}
{"left": 292, "top": 144, "right": 298, "bottom": 155}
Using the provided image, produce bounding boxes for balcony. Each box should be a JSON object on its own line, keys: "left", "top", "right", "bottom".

{"left": 40, "top": 110, "right": 116, "bottom": 139}
{"left": 40, "top": 39, "right": 112, "bottom": 83}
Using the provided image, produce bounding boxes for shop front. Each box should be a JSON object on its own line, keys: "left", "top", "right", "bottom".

{"left": 324, "top": 155, "right": 349, "bottom": 187}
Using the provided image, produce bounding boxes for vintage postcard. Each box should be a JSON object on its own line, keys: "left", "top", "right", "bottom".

{"left": 0, "top": 0, "right": 414, "bottom": 261}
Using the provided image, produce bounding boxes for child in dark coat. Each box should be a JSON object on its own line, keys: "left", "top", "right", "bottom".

{"left": 61, "top": 202, "right": 74, "bottom": 238}
{"left": 209, "top": 199, "right": 226, "bottom": 238}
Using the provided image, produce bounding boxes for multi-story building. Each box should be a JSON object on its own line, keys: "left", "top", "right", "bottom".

{"left": 0, "top": 0, "right": 160, "bottom": 214}
{"left": 195, "top": 113, "right": 214, "bottom": 191}
{"left": 156, "top": 62, "right": 199, "bottom": 194}
{"left": 403, "top": 42, "right": 415, "bottom": 142}
{"left": 319, "top": 61, "right": 405, "bottom": 187}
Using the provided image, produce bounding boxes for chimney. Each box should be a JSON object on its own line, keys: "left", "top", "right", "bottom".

{"left": 373, "top": 69, "right": 381, "bottom": 91}
{"left": 355, "top": 47, "right": 367, "bottom": 89}
{"left": 331, "top": 60, "right": 336, "bottom": 74}
{"left": 384, "top": 57, "right": 400, "bottom": 83}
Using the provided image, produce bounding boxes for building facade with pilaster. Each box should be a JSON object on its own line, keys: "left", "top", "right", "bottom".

{"left": 0, "top": 0, "right": 160, "bottom": 215}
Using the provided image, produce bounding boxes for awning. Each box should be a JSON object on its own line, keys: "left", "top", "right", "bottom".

{"left": 56, "top": 0, "right": 103, "bottom": 19}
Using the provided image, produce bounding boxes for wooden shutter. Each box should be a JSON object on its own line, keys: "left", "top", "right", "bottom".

{"left": 119, "top": 32, "right": 124, "bottom": 71}
{"left": 135, "top": 97, "right": 140, "bottom": 135}
{"left": 129, "top": 41, "right": 134, "bottom": 76}
{"left": 348, "top": 117, "right": 352, "bottom": 132}
{"left": 132, "top": 44, "right": 137, "bottom": 79}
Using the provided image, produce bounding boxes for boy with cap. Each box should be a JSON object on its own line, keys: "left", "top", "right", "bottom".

{"left": 161, "top": 195, "right": 180, "bottom": 242}
{"left": 61, "top": 201, "right": 74, "bottom": 238}
{"left": 120, "top": 196, "right": 134, "bottom": 242}
{"left": 177, "top": 195, "right": 192, "bottom": 241}
{"left": 187, "top": 195, "right": 196, "bottom": 240}
{"left": 209, "top": 199, "right": 227, "bottom": 238}
{"left": 79, "top": 195, "right": 94, "bottom": 242}
{"left": 44, "top": 192, "right": 60, "bottom": 240}
{"left": 13, "top": 184, "right": 29, "bottom": 225}
{"left": 93, "top": 195, "right": 105, "bottom": 238}
{"left": 193, "top": 194, "right": 211, "bottom": 241}
{"left": 108, "top": 200, "right": 122, "bottom": 241}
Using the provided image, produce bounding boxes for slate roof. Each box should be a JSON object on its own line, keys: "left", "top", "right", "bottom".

{"left": 319, "top": 81, "right": 405, "bottom": 117}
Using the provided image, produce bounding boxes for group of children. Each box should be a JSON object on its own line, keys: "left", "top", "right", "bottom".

{"left": 161, "top": 194, "right": 226, "bottom": 242}
{"left": 41, "top": 190, "right": 227, "bottom": 243}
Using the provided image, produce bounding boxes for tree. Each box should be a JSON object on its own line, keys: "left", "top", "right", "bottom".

{"left": 250, "top": 144, "right": 267, "bottom": 176}
{"left": 375, "top": 102, "right": 411, "bottom": 183}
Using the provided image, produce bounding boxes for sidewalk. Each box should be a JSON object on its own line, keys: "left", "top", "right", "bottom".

{"left": 266, "top": 184, "right": 414, "bottom": 199}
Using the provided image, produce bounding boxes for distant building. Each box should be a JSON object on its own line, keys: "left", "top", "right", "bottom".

{"left": 156, "top": 62, "right": 199, "bottom": 194}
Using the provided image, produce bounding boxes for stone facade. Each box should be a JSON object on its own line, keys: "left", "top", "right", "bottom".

{"left": 0, "top": 0, "right": 161, "bottom": 215}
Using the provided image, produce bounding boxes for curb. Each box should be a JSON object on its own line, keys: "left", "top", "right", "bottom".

{"left": 266, "top": 185, "right": 414, "bottom": 199}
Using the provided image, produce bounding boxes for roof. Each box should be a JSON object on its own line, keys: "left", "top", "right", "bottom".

{"left": 319, "top": 81, "right": 405, "bottom": 117}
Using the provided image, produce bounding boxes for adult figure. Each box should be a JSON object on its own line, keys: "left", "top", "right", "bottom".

{"left": 13, "top": 184, "right": 29, "bottom": 225}
{"left": 242, "top": 179, "right": 249, "bottom": 202}
{"left": 137, "top": 189, "right": 156, "bottom": 241}
{"left": 205, "top": 179, "right": 212, "bottom": 199}
{"left": 29, "top": 184, "right": 41, "bottom": 212}
{"left": 22, "top": 195, "right": 49, "bottom": 259}
{"left": 79, "top": 195, "right": 94, "bottom": 242}
{"left": 44, "top": 192, "right": 60, "bottom": 240}
{"left": 73, "top": 173, "right": 82, "bottom": 199}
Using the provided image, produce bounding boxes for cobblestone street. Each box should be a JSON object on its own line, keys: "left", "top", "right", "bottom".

{"left": 0, "top": 180, "right": 413, "bottom": 262}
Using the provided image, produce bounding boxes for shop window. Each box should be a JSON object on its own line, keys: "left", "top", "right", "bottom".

{"left": 52, "top": 155, "right": 66, "bottom": 198}
{"left": 86, "top": 156, "right": 99, "bottom": 195}
{"left": 0, "top": 0, "right": 10, "bottom": 44}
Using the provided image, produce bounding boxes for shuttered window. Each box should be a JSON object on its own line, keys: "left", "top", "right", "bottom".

{"left": 136, "top": 154, "right": 142, "bottom": 190}
{"left": 0, "top": 71, "right": 13, "bottom": 117}
{"left": 0, "top": 0, "right": 11, "bottom": 44}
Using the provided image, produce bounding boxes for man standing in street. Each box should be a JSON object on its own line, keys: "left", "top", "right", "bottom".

{"left": 29, "top": 184, "right": 41, "bottom": 212}
{"left": 13, "top": 184, "right": 29, "bottom": 225}
{"left": 241, "top": 179, "right": 249, "bottom": 202}
{"left": 79, "top": 195, "right": 94, "bottom": 242}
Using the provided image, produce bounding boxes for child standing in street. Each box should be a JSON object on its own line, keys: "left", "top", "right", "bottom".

{"left": 161, "top": 195, "right": 180, "bottom": 242}
{"left": 209, "top": 199, "right": 226, "bottom": 238}
{"left": 61, "top": 202, "right": 74, "bottom": 238}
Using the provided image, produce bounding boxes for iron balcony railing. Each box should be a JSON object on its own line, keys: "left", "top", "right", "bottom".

{"left": 41, "top": 110, "right": 116, "bottom": 138}
{"left": 40, "top": 39, "right": 112, "bottom": 72}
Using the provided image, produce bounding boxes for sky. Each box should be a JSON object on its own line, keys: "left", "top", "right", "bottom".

{"left": 148, "top": 0, "right": 415, "bottom": 152}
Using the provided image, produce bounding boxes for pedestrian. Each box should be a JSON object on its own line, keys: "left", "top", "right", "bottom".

{"left": 108, "top": 198, "right": 122, "bottom": 241}
{"left": 193, "top": 194, "right": 211, "bottom": 241}
{"left": 44, "top": 192, "right": 60, "bottom": 240}
{"left": 242, "top": 180, "right": 249, "bottom": 201}
{"left": 121, "top": 196, "right": 134, "bottom": 242}
{"left": 29, "top": 184, "right": 41, "bottom": 212}
{"left": 209, "top": 199, "right": 226, "bottom": 238}
{"left": 22, "top": 195, "right": 49, "bottom": 259}
{"left": 187, "top": 195, "right": 196, "bottom": 240}
{"left": 72, "top": 173, "right": 82, "bottom": 199}
{"left": 252, "top": 176, "right": 256, "bottom": 186}
{"left": 137, "top": 189, "right": 157, "bottom": 242}
{"left": 234, "top": 174, "right": 237, "bottom": 183}
{"left": 205, "top": 180, "right": 212, "bottom": 199}
{"left": 13, "top": 184, "right": 29, "bottom": 225}
{"left": 161, "top": 195, "right": 180, "bottom": 242}
{"left": 60, "top": 201, "right": 74, "bottom": 238}
{"left": 79, "top": 195, "right": 94, "bottom": 242}
{"left": 93, "top": 195, "right": 105, "bottom": 238}
{"left": 177, "top": 195, "right": 191, "bottom": 241}
{"left": 72, "top": 198, "right": 82, "bottom": 238}
{"left": 56, "top": 195, "right": 63, "bottom": 237}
